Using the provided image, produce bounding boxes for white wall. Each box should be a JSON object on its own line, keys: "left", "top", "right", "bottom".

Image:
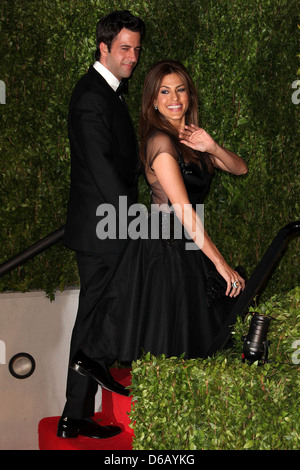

{"left": 0, "top": 288, "right": 102, "bottom": 450}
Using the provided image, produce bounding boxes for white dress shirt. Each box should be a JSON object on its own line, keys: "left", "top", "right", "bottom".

{"left": 93, "top": 61, "right": 120, "bottom": 92}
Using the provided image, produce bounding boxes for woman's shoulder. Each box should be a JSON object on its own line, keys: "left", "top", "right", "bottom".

{"left": 148, "top": 130, "right": 173, "bottom": 144}
{"left": 147, "top": 130, "right": 177, "bottom": 155}
{"left": 145, "top": 130, "right": 179, "bottom": 169}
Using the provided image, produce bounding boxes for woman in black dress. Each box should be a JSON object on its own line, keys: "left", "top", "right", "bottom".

{"left": 100, "top": 60, "right": 248, "bottom": 363}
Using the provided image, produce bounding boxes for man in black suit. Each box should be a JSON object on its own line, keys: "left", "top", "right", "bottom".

{"left": 57, "top": 10, "right": 145, "bottom": 440}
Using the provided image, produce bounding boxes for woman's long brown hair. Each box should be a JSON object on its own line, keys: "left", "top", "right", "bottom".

{"left": 139, "top": 60, "right": 213, "bottom": 172}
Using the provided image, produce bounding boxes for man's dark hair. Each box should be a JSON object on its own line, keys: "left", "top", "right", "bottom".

{"left": 95, "top": 10, "right": 145, "bottom": 60}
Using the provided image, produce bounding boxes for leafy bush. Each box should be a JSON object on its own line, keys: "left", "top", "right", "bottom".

{"left": 130, "top": 287, "right": 300, "bottom": 450}
{"left": 0, "top": 0, "right": 299, "bottom": 299}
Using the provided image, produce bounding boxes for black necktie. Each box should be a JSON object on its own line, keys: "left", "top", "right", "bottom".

{"left": 116, "top": 79, "right": 128, "bottom": 96}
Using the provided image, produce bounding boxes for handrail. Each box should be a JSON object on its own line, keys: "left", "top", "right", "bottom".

{"left": 0, "top": 220, "right": 299, "bottom": 327}
{"left": 212, "top": 220, "right": 300, "bottom": 352}
{"left": 0, "top": 226, "right": 65, "bottom": 278}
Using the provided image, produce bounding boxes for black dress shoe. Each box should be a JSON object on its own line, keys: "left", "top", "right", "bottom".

{"left": 57, "top": 416, "right": 121, "bottom": 439}
{"left": 69, "top": 350, "right": 130, "bottom": 397}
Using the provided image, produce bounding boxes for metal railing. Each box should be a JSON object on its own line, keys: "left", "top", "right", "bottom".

{"left": 0, "top": 221, "right": 299, "bottom": 338}
{"left": 217, "top": 220, "right": 300, "bottom": 351}
{"left": 0, "top": 226, "right": 65, "bottom": 278}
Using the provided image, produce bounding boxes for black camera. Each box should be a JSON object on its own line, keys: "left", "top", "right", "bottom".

{"left": 242, "top": 312, "right": 272, "bottom": 363}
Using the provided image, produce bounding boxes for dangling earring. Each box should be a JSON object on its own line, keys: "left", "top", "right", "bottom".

{"left": 154, "top": 104, "right": 158, "bottom": 110}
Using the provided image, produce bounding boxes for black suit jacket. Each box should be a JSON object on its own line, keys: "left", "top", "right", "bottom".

{"left": 63, "top": 66, "right": 139, "bottom": 256}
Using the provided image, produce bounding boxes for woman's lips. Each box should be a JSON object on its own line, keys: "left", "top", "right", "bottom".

{"left": 166, "top": 104, "right": 182, "bottom": 110}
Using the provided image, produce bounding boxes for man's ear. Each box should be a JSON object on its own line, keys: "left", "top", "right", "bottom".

{"left": 99, "top": 42, "right": 109, "bottom": 56}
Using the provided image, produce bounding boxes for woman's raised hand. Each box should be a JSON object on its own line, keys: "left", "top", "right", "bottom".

{"left": 179, "top": 124, "right": 217, "bottom": 154}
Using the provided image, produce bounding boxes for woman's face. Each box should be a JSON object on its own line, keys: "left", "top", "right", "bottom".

{"left": 153, "top": 72, "right": 189, "bottom": 130}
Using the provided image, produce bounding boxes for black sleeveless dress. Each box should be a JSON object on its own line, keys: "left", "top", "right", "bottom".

{"left": 93, "top": 133, "right": 240, "bottom": 363}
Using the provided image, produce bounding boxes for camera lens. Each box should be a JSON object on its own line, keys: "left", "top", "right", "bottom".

{"left": 242, "top": 313, "right": 271, "bottom": 362}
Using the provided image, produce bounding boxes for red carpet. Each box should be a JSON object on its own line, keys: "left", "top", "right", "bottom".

{"left": 38, "top": 368, "right": 133, "bottom": 450}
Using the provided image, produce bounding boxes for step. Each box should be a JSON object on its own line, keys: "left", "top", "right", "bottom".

{"left": 38, "top": 368, "right": 133, "bottom": 450}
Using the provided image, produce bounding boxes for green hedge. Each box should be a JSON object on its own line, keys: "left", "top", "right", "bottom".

{"left": 0, "top": 0, "right": 299, "bottom": 299}
{"left": 129, "top": 287, "right": 300, "bottom": 450}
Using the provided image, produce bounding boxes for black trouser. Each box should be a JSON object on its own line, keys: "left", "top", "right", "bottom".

{"left": 62, "top": 251, "right": 118, "bottom": 419}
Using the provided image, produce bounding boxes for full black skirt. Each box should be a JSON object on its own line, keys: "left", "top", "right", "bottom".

{"left": 95, "top": 229, "right": 239, "bottom": 363}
